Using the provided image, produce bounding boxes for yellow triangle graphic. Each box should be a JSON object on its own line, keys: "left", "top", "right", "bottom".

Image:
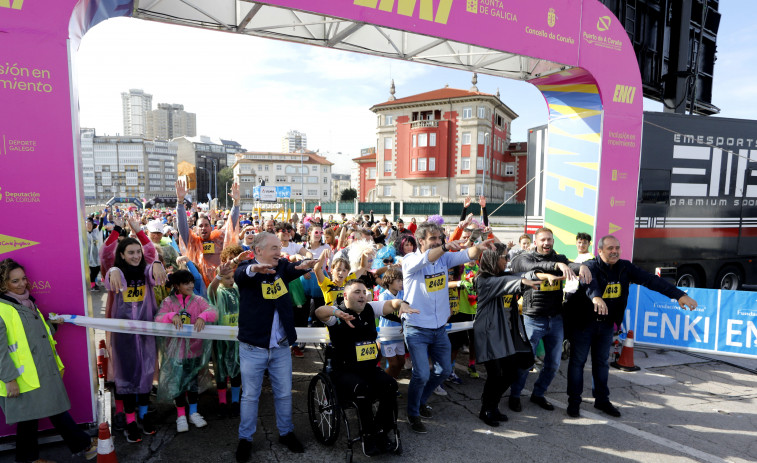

{"left": 566, "top": 162, "right": 599, "bottom": 170}
{"left": 0, "top": 234, "right": 40, "bottom": 256}
{"left": 609, "top": 223, "right": 622, "bottom": 234}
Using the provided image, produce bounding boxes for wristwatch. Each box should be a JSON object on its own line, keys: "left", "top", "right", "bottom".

{"left": 441, "top": 243, "right": 448, "bottom": 252}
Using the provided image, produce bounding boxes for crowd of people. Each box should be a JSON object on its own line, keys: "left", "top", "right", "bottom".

{"left": 0, "top": 184, "right": 699, "bottom": 463}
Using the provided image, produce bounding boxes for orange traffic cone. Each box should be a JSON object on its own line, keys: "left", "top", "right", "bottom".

{"left": 97, "top": 422, "right": 118, "bottom": 463}
{"left": 611, "top": 330, "right": 641, "bottom": 372}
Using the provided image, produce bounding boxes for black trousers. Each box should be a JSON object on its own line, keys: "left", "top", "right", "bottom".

{"left": 481, "top": 355, "right": 520, "bottom": 411}
{"left": 88, "top": 265, "right": 100, "bottom": 285}
{"left": 15, "top": 411, "right": 90, "bottom": 462}
{"left": 217, "top": 374, "right": 242, "bottom": 389}
{"left": 331, "top": 367, "right": 398, "bottom": 435}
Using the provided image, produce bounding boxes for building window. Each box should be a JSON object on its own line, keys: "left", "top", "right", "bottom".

{"left": 383, "top": 185, "right": 392, "bottom": 196}
{"left": 324, "top": 190, "right": 328, "bottom": 196}
{"left": 478, "top": 106, "right": 487, "bottom": 119}
{"left": 385, "top": 115, "right": 393, "bottom": 125}
{"left": 418, "top": 158, "right": 427, "bottom": 171}
{"left": 418, "top": 133, "right": 428, "bottom": 147}
{"left": 412, "top": 134, "right": 417, "bottom": 147}
{"left": 461, "top": 158, "right": 470, "bottom": 170}
{"left": 430, "top": 133, "right": 436, "bottom": 146}
{"left": 476, "top": 157, "right": 484, "bottom": 170}
{"left": 420, "top": 186, "right": 430, "bottom": 196}
{"left": 462, "top": 132, "right": 471, "bottom": 145}
{"left": 323, "top": 177, "right": 328, "bottom": 184}
{"left": 505, "top": 163, "right": 515, "bottom": 175}
{"left": 413, "top": 186, "right": 419, "bottom": 196}
{"left": 384, "top": 161, "right": 392, "bottom": 173}
{"left": 412, "top": 159, "right": 416, "bottom": 171}
{"left": 478, "top": 132, "right": 485, "bottom": 145}
{"left": 264, "top": 165, "right": 270, "bottom": 171}
{"left": 462, "top": 107, "right": 473, "bottom": 119}
{"left": 476, "top": 184, "right": 484, "bottom": 195}
{"left": 432, "top": 186, "right": 437, "bottom": 195}
{"left": 275, "top": 175, "right": 286, "bottom": 182}
{"left": 368, "top": 168, "right": 376, "bottom": 179}
{"left": 429, "top": 157, "right": 436, "bottom": 171}
{"left": 307, "top": 189, "right": 317, "bottom": 196}
{"left": 384, "top": 137, "right": 393, "bottom": 150}
{"left": 276, "top": 164, "right": 282, "bottom": 171}
{"left": 461, "top": 184, "right": 469, "bottom": 195}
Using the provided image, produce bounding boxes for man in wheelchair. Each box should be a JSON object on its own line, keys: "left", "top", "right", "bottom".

{"left": 314, "top": 279, "right": 418, "bottom": 456}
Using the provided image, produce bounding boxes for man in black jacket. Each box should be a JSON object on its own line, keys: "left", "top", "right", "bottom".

{"left": 565, "top": 235, "right": 697, "bottom": 418}
{"left": 233, "top": 232, "right": 316, "bottom": 462}
{"left": 509, "top": 228, "right": 591, "bottom": 412}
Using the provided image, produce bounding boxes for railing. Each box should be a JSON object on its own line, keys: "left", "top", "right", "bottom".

{"left": 411, "top": 120, "right": 439, "bottom": 129}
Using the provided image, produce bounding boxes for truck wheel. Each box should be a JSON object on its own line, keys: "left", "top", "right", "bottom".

{"left": 676, "top": 266, "right": 701, "bottom": 288}
{"left": 716, "top": 266, "right": 742, "bottom": 291}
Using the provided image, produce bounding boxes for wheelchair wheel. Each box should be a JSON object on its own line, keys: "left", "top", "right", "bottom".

{"left": 308, "top": 372, "right": 341, "bottom": 445}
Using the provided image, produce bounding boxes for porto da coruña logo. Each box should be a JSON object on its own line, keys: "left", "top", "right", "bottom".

{"left": 0, "top": 0, "right": 25, "bottom": 10}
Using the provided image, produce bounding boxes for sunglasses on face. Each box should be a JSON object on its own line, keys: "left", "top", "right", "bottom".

{"left": 313, "top": 231, "right": 322, "bottom": 235}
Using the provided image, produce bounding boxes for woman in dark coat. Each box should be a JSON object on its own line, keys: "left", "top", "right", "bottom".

{"left": 473, "top": 243, "right": 539, "bottom": 427}
{"left": 0, "top": 258, "right": 96, "bottom": 462}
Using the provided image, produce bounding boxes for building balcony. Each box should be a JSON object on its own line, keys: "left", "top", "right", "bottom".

{"left": 411, "top": 120, "right": 439, "bottom": 129}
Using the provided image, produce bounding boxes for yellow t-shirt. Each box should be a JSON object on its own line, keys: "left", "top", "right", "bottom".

{"left": 318, "top": 273, "right": 356, "bottom": 306}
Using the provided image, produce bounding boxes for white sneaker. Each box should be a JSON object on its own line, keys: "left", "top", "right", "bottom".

{"left": 404, "top": 357, "right": 413, "bottom": 370}
{"left": 188, "top": 412, "right": 208, "bottom": 428}
{"left": 176, "top": 415, "right": 189, "bottom": 433}
{"left": 433, "top": 385, "right": 448, "bottom": 396}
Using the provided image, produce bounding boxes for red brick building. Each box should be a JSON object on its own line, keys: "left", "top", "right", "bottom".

{"left": 354, "top": 81, "right": 520, "bottom": 202}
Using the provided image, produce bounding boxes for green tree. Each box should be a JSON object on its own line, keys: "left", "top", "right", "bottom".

{"left": 217, "top": 166, "right": 234, "bottom": 208}
{"left": 340, "top": 188, "right": 357, "bottom": 201}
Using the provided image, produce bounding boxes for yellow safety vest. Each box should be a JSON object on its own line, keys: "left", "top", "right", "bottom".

{"left": 0, "top": 301, "right": 64, "bottom": 396}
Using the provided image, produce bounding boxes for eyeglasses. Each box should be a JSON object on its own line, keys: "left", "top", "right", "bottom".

{"left": 313, "top": 231, "right": 322, "bottom": 235}
{"left": 245, "top": 231, "right": 255, "bottom": 236}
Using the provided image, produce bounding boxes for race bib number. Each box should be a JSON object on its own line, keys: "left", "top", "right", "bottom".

{"left": 202, "top": 242, "right": 215, "bottom": 254}
{"left": 602, "top": 283, "right": 621, "bottom": 299}
{"left": 123, "top": 285, "right": 146, "bottom": 303}
{"left": 179, "top": 311, "right": 192, "bottom": 325}
{"left": 355, "top": 341, "right": 378, "bottom": 362}
{"left": 449, "top": 288, "right": 460, "bottom": 314}
{"left": 425, "top": 272, "right": 446, "bottom": 293}
{"left": 262, "top": 278, "right": 289, "bottom": 300}
{"left": 502, "top": 295, "right": 513, "bottom": 307}
{"left": 540, "top": 280, "right": 563, "bottom": 292}
{"left": 223, "top": 313, "right": 239, "bottom": 326}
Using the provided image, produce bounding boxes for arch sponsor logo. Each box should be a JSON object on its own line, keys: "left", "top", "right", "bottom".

{"left": 0, "top": 187, "right": 41, "bottom": 203}
{"left": 353, "top": 0, "right": 453, "bottom": 24}
{"left": 612, "top": 84, "right": 636, "bottom": 104}
{"left": 0, "top": 233, "right": 39, "bottom": 256}
{"left": 0, "top": 0, "right": 24, "bottom": 10}
{"left": 597, "top": 15, "right": 611, "bottom": 32}
{"left": 547, "top": 8, "right": 557, "bottom": 27}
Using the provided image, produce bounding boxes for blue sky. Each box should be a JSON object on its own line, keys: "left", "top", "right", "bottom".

{"left": 76, "top": 2, "right": 752, "bottom": 174}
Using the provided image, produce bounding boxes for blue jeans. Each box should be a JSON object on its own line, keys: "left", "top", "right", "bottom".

{"left": 238, "top": 341, "right": 293, "bottom": 441}
{"left": 404, "top": 324, "right": 452, "bottom": 417}
{"left": 566, "top": 319, "right": 614, "bottom": 406}
{"left": 511, "top": 314, "right": 563, "bottom": 399}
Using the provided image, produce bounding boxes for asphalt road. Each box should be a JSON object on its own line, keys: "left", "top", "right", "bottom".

{"left": 1, "top": 273, "right": 756, "bottom": 462}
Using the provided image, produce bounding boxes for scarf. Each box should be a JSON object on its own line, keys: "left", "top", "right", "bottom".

{"left": 4, "top": 290, "right": 34, "bottom": 309}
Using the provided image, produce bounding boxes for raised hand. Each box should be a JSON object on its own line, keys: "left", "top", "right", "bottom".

{"left": 479, "top": 195, "right": 487, "bottom": 208}
{"left": 463, "top": 196, "right": 472, "bottom": 208}
{"left": 175, "top": 180, "right": 187, "bottom": 203}
{"left": 231, "top": 183, "right": 240, "bottom": 205}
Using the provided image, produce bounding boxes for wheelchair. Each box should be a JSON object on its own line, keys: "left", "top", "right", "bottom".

{"left": 307, "top": 346, "right": 402, "bottom": 462}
